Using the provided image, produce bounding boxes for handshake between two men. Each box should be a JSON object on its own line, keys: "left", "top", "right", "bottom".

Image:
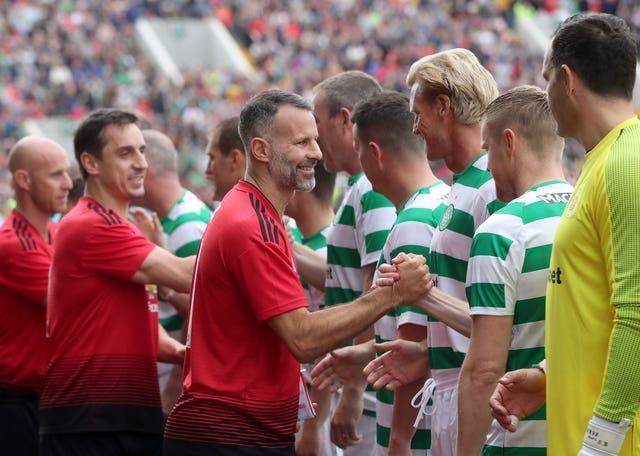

{"left": 311, "top": 252, "right": 441, "bottom": 392}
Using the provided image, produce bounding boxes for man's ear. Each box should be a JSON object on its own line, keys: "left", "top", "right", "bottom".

{"left": 435, "top": 94, "right": 452, "bottom": 116}
{"left": 230, "top": 148, "right": 246, "bottom": 170}
{"left": 369, "top": 141, "right": 384, "bottom": 166}
{"left": 503, "top": 128, "right": 518, "bottom": 158}
{"left": 80, "top": 152, "right": 99, "bottom": 176}
{"left": 338, "top": 107, "right": 352, "bottom": 131}
{"left": 13, "top": 169, "right": 30, "bottom": 191}
{"left": 560, "top": 64, "right": 576, "bottom": 96}
{"left": 250, "top": 138, "right": 270, "bottom": 164}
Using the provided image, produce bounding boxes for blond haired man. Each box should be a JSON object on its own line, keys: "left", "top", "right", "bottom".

{"left": 366, "top": 48, "right": 501, "bottom": 454}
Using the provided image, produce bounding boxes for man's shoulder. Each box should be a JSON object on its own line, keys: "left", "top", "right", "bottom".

{"left": 213, "top": 187, "right": 284, "bottom": 246}
{"left": 454, "top": 153, "right": 493, "bottom": 189}
{"left": 475, "top": 206, "right": 524, "bottom": 241}
{"left": 56, "top": 199, "right": 136, "bottom": 254}
{"left": 400, "top": 184, "right": 449, "bottom": 218}
{"left": 0, "top": 224, "right": 33, "bottom": 255}
{"left": 64, "top": 198, "right": 127, "bottom": 228}
{"left": 165, "top": 189, "right": 213, "bottom": 226}
{"left": 394, "top": 201, "right": 438, "bottom": 231}
{"left": 606, "top": 125, "right": 640, "bottom": 177}
{"left": 613, "top": 117, "right": 640, "bottom": 147}
{"left": 477, "top": 183, "right": 572, "bottom": 247}
{"left": 0, "top": 212, "right": 49, "bottom": 255}
{"left": 479, "top": 186, "right": 563, "bottom": 233}
{"left": 354, "top": 176, "right": 393, "bottom": 210}
{"left": 513, "top": 182, "right": 573, "bottom": 226}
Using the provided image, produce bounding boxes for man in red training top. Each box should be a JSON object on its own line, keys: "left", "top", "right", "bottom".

{"left": 0, "top": 136, "right": 72, "bottom": 455}
{"left": 40, "top": 109, "right": 194, "bottom": 456}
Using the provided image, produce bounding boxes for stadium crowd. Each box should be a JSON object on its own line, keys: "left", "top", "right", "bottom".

{"left": 1, "top": 0, "right": 637, "bottom": 214}
{"left": 0, "top": 0, "right": 639, "bottom": 454}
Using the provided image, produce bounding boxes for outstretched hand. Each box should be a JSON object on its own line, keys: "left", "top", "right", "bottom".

{"left": 129, "top": 207, "right": 165, "bottom": 247}
{"left": 489, "top": 367, "right": 546, "bottom": 432}
{"left": 363, "top": 338, "right": 428, "bottom": 390}
{"left": 310, "top": 344, "right": 375, "bottom": 392}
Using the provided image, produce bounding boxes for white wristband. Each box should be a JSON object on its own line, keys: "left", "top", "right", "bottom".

{"left": 534, "top": 359, "right": 546, "bottom": 374}
{"left": 580, "top": 415, "right": 630, "bottom": 455}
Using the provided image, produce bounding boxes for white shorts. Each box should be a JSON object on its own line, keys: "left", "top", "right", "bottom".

{"left": 430, "top": 373, "right": 458, "bottom": 456}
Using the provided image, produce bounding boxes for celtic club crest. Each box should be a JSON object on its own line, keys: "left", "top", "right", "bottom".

{"left": 438, "top": 204, "right": 454, "bottom": 231}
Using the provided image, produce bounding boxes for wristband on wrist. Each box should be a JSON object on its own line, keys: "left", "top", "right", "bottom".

{"left": 533, "top": 359, "right": 546, "bottom": 374}
{"left": 581, "top": 415, "right": 630, "bottom": 456}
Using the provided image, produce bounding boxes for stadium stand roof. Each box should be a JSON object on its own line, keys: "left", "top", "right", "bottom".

{"left": 134, "top": 16, "right": 256, "bottom": 87}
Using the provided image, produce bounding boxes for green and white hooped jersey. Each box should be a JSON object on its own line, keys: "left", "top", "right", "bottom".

{"left": 467, "top": 180, "right": 572, "bottom": 454}
{"left": 324, "top": 171, "right": 395, "bottom": 418}
{"left": 428, "top": 153, "right": 503, "bottom": 381}
{"left": 301, "top": 225, "right": 330, "bottom": 312}
{"left": 373, "top": 181, "right": 450, "bottom": 454}
{"left": 324, "top": 172, "right": 395, "bottom": 307}
{"left": 159, "top": 189, "right": 212, "bottom": 333}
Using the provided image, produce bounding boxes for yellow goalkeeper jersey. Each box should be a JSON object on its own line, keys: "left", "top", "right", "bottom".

{"left": 546, "top": 117, "right": 640, "bottom": 455}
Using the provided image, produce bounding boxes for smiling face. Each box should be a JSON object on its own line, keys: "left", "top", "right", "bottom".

{"left": 268, "top": 104, "right": 322, "bottom": 193}
{"left": 95, "top": 123, "right": 148, "bottom": 202}
{"left": 409, "top": 83, "right": 446, "bottom": 162}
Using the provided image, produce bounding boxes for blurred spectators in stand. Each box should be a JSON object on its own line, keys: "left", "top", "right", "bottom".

{"left": 0, "top": 0, "right": 637, "bottom": 194}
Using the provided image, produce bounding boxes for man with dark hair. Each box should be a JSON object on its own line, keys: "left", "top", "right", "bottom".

{"left": 163, "top": 89, "right": 431, "bottom": 455}
{"left": 205, "top": 116, "right": 246, "bottom": 202}
{"left": 0, "top": 136, "right": 72, "bottom": 455}
{"left": 306, "top": 70, "right": 396, "bottom": 455}
{"left": 40, "top": 108, "right": 194, "bottom": 455}
{"left": 353, "top": 91, "right": 449, "bottom": 455}
{"left": 489, "top": 13, "right": 640, "bottom": 456}
{"left": 312, "top": 90, "right": 449, "bottom": 455}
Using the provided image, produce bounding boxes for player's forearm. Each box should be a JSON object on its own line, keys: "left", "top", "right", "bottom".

{"left": 389, "top": 375, "right": 426, "bottom": 452}
{"left": 599, "top": 157, "right": 640, "bottom": 423}
{"left": 310, "top": 381, "right": 333, "bottom": 425}
{"left": 157, "top": 323, "right": 185, "bottom": 364}
{"left": 276, "top": 255, "right": 430, "bottom": 362}
{"left": 353, "top": 325, "right": 374, "bottom": 347}
{"left": 288, "top": 287, "right": 396, "bottom": 362}
{"left": 594, "top": 305, "right": 640, "bottom": 422}
{"left": 160, "top": 288, "right": 190, "bottom": 317}
{"left": 416, "top": 287, "right": 471, "bottom": 337}
{"left": 293, "top": 242, "right": 326, "bottom": 291}
{"left": 456, "top": 366, "right": 498, "bottom": 455}
{"left": 140, "top": 250, "right": 195, "bottom": 293}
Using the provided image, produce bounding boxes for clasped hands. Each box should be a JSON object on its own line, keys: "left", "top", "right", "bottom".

{"left": 383, "top": 252, "right": 433, "bottom": 305}
{"left": 311, "top": 253, "right": 432, "bottom": 394}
